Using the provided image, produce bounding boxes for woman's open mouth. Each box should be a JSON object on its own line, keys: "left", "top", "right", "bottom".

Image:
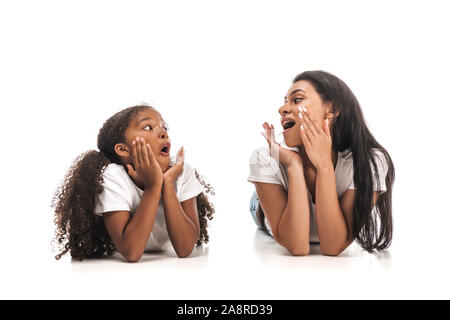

{"left": 281, "top": 118, "right": 296, "bottom": 132}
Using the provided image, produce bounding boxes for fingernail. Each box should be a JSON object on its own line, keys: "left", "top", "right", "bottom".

{"left": 302, "top": 107, "right": 307, "bottom": 112}
{"left": 299, "top": 112, "right": 303, "bottom": 119}
{"left": 301, "top": 124, "right": 304, "bottom": 130}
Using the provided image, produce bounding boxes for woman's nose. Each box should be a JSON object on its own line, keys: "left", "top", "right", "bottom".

{"left": 278, "top": 103, "right": 290, "bottom": 116}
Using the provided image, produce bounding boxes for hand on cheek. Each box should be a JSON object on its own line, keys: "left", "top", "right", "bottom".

{"left": 298, "top": 106, "right": 333, "bottom": 170}
{"left": 163, "top": 147, "right": 185, "bottom": 182}
{"left": 126, "top": 136, "right": 163, "bottom": 189}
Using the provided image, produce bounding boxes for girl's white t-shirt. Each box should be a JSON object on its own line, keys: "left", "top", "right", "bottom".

{"left": 94, "top": 158, "right": 204, "bottom": 251}
{"left": 247, "top": 145, "right": 389, "bottom": 243}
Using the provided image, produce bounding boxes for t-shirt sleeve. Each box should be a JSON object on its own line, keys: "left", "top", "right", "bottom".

{"left": 94, "top": 165, "right": 134, "bottom": 216}
{"left": 348, "top": 149, "right": 389, "bottom": 194}
{"left": 247, "top": 146, "right": 283, "bottom": 185}
{"left": 178, "top": 163, "right": 205, "bottom": 202}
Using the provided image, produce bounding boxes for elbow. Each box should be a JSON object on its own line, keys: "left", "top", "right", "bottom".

{"left": 320, "top": 245, "right": 344, "bottom": 257}
{"left": 287, "top": 244, "right": 310, "bottom": 256}
{"left": 175, "top": 232, "right": 199, "bottom": 258}
{"left": 275, "top": 233, "right": 310, "bottom": 256}
{"left": 122, "top": 249, "right": 143, "bottom": 263}
{"left": 175, "top": 246, "right": 195, "bottom": 258}
{"left": 125, "top": 255, "right": 141, "bottom": 263}
{"left": 176, "top": 251, "right": 192, "bottom": 258}
{"left": 174, "top": 239, "right": 197, "bottom": 258}
{"left": 283, "top": 240, "right": 310, "bottom": 256}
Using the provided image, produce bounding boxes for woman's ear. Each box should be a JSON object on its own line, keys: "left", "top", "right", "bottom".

{"left": 114, "top": 143, "right": 130, "bottom": 158}
{"left": 324, "top": 102, "right": 339, "bottom": 120}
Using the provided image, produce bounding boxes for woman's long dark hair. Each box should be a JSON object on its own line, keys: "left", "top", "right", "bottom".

{"left": 299, "top": 71, "right": 394, "bottom": 252}
{"left": 52, "top": 105, "right": 214, "bottom": 260}
{"left": 259, "top": 71, "right": 394, "bottom": 252}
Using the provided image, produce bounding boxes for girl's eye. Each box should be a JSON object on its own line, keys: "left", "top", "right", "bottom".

{"left": 159, "top": 121, "right": 169, "bottom": 132}
{"left": 294, "top": 98, "right": 303, "bottom": 104}
{"left": 144, "top": 125, "right": 153, "bottom": 130}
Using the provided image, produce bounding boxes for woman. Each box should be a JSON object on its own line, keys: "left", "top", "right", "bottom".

{"left": 248, "top": 70, "right": 394, "bottom": 256}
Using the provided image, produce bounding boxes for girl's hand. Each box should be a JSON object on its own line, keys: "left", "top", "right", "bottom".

{"left": 163, "top": 146, "right": 185, "bottom": 183}
{"left": 261, "top": 122, "right": 303, "bottom": 168}
{"left": 127, "top": 137, "right": 164, "bottom": 190}
{"left": 298, "top": 107, "right": 333, "bottom": 170}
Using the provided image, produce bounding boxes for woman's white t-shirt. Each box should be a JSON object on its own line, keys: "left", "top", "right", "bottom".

{"left": 247, "top": 145, "right": 388, "bottom": 243}
{"left": 94, "top": 158, "right": 204, "bottom": 251}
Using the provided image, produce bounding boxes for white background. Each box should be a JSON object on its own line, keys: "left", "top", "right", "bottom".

{"left": 1, "top": 0, "right": 449, "bottom": 299}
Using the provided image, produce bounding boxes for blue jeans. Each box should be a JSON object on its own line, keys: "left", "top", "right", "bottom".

{"left": 249, "top": 191, "right": 263, "bottom": 229}
{"left": 249, "top": 191, "right": 272, "bottom": 236}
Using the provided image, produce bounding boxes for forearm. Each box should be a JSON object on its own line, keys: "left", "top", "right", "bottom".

{"left": 277, "top": 163, "right": 311, "bottom": 255}
{"left": 315, "top": 164, "right": 348, "bottom": 255}
{"left": 120, "top": 187, "right": 161, "bottom": 260}
{"left": 162, "top": 179, "right": 199, "bottom": 257}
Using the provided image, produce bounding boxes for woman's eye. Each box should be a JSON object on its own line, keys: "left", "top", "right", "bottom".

{"left": 144, "top": 125, "right": 153, "bottom": 130}
{"left": 294, "top": 98, "right": 303, "bottom": 104}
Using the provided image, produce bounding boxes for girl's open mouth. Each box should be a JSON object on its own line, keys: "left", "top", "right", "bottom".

{"left": 160, "top": 142, "right": 170, "bottom": 156}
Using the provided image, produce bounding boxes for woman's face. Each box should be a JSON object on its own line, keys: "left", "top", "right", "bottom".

{"left": 279, "top": 80, "right": 332, "bottom": 147}
{"left": 123, "top": 109, "right": 171, "bottom": 172}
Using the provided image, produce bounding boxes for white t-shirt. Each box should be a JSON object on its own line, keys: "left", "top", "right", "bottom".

{"left": 247, "top": 145, "right": 388, "bottom": 243}
{"left": 94, "top": 158, "right": 204, "bottom": 251}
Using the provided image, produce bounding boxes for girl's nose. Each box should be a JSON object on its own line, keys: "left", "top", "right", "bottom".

{"left": 159, "top": 121, "right": 169, "bottom": 138}
{"left": 159, "top": 121, "right": 169, "bottom": 139}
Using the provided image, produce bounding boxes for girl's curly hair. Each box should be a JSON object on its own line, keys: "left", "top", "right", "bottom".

{"left": 194, "top": 170, "right": 215, "bottom": 245}
{"left": 52, "top": 105, "right": 215, "bottom": 261}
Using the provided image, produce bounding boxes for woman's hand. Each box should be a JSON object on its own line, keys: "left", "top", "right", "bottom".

{"left": 261, "top": 122, "right": 303, "bottom": 168}
{"left": 298, "top": 107, "right": 333, "bottom": 170}
{"left": 163, "top": 147, "right": 185, "bottom": 183}
{"left": 126, "top": 137, "right": 164, "bottom": 190}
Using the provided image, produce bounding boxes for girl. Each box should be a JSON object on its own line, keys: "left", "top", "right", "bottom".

{"left": 53, "top": 105, "right": 214, "bottom": 262}
{"left": 248, "top": 71, "right": 394, "bottom": 256}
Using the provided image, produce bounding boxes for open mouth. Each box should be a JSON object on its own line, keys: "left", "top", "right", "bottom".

{"left": 160, "top": 142, "right": 170, "bottom": 156}
{"left": 281, "top": 118, "right": 296, "bottom": 131}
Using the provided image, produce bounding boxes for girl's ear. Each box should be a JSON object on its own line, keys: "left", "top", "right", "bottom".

{"left": 114, "top": 143, "right": 130, "bottom": 158}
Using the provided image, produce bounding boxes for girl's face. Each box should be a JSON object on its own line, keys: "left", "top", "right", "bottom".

{"left": 279, "top": 80, "right": 332, "bottom": 147}
{"left": 123, "top": 109, "right": 171, "bottom": 172}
